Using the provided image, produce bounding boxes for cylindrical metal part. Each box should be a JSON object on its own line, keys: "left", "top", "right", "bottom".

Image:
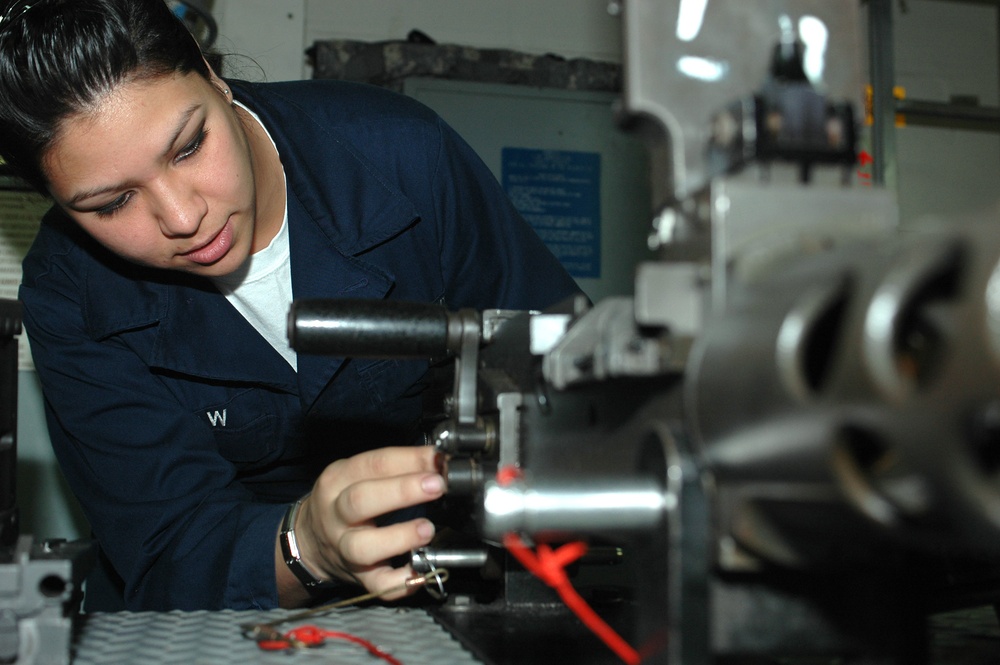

{"left": 445, "top": 457, "right": 491, "bottom": 496}
{"left": 481, "top": 479, "right": 666, "bottom": 540}
{"left": 434, "top": 419, "right": 497, "bottom": 455}
{"left": 288, "top": 298, "right": 451, "bottom": 357}
{"left": 411, "top": 548, "right": 490, "bottom": 573}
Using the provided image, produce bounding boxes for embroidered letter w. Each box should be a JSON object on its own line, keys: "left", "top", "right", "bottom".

{"left": 207, "top": 409, "right": 227, "bottom": 427}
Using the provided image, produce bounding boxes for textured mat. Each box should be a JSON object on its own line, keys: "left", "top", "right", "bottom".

{"left": 72, "top": 606, "right": 481, "bottom": 665}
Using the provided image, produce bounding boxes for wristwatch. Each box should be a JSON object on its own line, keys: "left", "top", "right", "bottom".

{"left": 279, "top": 496, "right": 338, "bottom": 593}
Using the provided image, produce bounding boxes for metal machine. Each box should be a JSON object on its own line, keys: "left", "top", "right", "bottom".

{"left": 0, "top": 300, "right": 89, "bottom": 665}
{"left": 289, "top": 1, "right": 1000, "bottom": 663}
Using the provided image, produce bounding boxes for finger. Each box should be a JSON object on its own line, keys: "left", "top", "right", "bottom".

{"left": 355, "top": 562, "right": 424, "bottom": 602}
{"left": 330, "top": 446, "right": 440, "bottom": 486}
{"left": 339, "top": 518, "right": 436, "bottom": 569}
{"left": 335, "top": 472, "right": 445, "bottom": 525}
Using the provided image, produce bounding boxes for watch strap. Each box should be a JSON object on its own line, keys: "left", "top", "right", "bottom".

{"left": 280, "top": 496, "right": 337, "bottom": 593}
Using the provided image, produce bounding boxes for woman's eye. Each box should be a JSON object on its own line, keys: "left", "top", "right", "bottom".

{"left": 94, "top": 192, "right": 133, "bottom": 218}
{"left": 177, "top": 128, "right": 208, "bottom": 161}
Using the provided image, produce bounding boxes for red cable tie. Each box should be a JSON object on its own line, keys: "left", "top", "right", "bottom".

{"left": 256, "top": 625, "right": 403, "bottom": 665}
{"left": 504, "top": 533, "right": 642, "bottom": 665}
{"left": 287, "top": 625, "right": 326, "bottom": 647}
{"left": 256, "top": 639, "right": 292, "bottom": 651}
{"left": 496, "top": 465, "right": 523, "bottom": 487}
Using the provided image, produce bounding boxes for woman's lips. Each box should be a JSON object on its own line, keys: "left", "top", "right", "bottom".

{"left": 181, "top": 219, "right": 234, "bottom": 265}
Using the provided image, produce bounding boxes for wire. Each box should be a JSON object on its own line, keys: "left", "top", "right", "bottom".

{"left": 257, "top": 625, "right": 403, "bottom": 664}
{"left": 241, "top": 568, "right": 450, "bottom": 645}
{"left": 504, "top": 533, "right": 642, "bottom": 665}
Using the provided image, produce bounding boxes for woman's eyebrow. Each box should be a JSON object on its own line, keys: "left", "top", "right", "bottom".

{"left": 66, "top": 103, "right": 202, "bottom": 207}
{"left": 160, "top": 103, "right": 202, "bottom": 159}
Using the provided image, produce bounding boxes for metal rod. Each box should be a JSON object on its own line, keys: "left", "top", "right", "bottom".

{"left": 481, "top": 480, "right": 667, "bottom": 539}
{"left": 896, "top": 99, "right": 1000, "bottom": 132}
{"left": 868, "top": 0, "right": 897, "bottom": 188}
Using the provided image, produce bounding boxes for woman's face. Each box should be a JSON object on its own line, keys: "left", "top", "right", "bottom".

{"left": 42, "top": 70, "right": 266, "bottom": 277}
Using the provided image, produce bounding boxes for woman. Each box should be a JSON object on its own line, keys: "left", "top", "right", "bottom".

{"left": 0, "top": 0, "right": 580, "bottom": 610}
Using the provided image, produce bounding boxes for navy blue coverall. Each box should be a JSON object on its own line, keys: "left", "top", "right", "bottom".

{"left": 19, "top": 79, "right": 580, "bottom": 610}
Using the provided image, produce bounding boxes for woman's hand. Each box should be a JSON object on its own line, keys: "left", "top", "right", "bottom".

{"left": 275, "top": 445, "right": 445, "bottom": 607}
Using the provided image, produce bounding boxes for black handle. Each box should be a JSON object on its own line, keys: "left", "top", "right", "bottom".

{"left": 288, "top": 299, "right": 452, "bottom": 358}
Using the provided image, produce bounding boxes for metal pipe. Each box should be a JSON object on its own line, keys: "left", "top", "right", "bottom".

{"left": 411, "top": 548, "right": 490, "bottom": 573}
{"left": 481, "top": 479, "right": 666, "bottom": 540}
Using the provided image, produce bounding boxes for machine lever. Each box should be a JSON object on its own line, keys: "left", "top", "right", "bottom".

{"left": 288, "top": 298, "right": 463, "bottom": 358}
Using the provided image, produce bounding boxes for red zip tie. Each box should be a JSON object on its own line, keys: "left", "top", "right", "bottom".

{"left": 504, "top": 533, "right": 642, "bottom": 665}
{"left": 496, "top": 464, "right": 523, "bottom": 487}
{"left": 256, "top": 624, "right": 403, "bottom": 664}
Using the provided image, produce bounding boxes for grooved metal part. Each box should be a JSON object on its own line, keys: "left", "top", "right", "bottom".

{"left": 71, "top": 607, "right": 481, "bottom": 665}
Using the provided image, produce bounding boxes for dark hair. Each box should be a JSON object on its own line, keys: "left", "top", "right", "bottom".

{"left": 0, "top": 0, "right": 210, "bottom": 193}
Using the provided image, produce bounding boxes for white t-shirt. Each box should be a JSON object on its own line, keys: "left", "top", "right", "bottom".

{"left": 211, "top": 102, "right": 296, "bottom": 370}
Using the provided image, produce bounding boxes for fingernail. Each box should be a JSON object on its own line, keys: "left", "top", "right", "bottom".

{"left": 433, "top": 451, "right": 446, "bottom": 473}
{"left": 417, "top": 519, "right": 435, "bottom": 540}
{"left": 422, "top": 474, "right": 444, "bottom": 494}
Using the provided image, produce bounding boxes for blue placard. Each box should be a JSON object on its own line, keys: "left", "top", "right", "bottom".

{"left": 502, "top": 148, "right": 601, "bottom": 279}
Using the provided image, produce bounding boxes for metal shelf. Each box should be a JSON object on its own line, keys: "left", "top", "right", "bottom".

{"left": 896, "top": 98, "right": 1000, "bottom": 132}
{"left": 866, "top": 0, "right": 1000, "bottom": 188}
{"left": 927, "top": 0, "right": 1000, "bottom": 6}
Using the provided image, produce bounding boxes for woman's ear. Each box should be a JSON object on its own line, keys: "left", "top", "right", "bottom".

{"left": 204, "top": 58, "right": 231, "bottom": 103}
{"left": 202, "top": 54, "right": 219, "bottom": 80}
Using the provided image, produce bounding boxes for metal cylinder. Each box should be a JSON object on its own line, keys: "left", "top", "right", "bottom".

{"left": 411, "top": 548, "right": 490, "bottom": 573}
{"left": 481, "top": 479, "right": 667, "bottom": 540}
{"left": 445, "top": 457, "right": 492, "bottom": 497}
{"left": 434, "top": 419, "right": 497, "bottom": 455}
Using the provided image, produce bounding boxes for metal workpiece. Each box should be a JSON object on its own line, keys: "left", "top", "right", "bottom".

{"left": 414, "top": 540, "right": 624, "bottom": 572}
{"left": 411, "top": 547, "right": 490, "bottom": 574}
{"left": 480, "top": 477, "right": 668, "bottom": 541}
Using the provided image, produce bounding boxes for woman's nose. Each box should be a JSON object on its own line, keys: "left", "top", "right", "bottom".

{"left": 153, "top": 178, "right": 208, "bottom": 237}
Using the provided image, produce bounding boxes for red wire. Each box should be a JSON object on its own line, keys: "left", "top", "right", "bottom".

{"left": 504, "top": 533, "right": 642, "bottom": 665}
{"left": 256, "top": 625, "right": 404, "bottom": 665}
